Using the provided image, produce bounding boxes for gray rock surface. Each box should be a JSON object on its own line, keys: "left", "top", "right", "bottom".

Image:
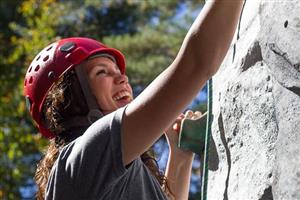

{"left": 207, "top": 1, "right": 300, "bottom": 199}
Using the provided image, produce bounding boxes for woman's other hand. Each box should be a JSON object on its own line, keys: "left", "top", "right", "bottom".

{"left": 165, "top": 110, "right": 202, "bottom": 156}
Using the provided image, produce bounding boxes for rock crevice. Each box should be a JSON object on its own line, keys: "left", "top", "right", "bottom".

{"left": 218, "top": 113, "right": 231, "bottom": 200}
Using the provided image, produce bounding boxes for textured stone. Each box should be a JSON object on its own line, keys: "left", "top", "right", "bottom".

{"left": 207, "top": 1, "right": 300, "bottom": 199}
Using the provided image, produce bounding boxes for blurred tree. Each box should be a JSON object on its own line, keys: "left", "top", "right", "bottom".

{"left": 1, "top": 1, "right": 62, "bottom": 199}
{"left": 0, "top": 0, "right": 204, "bottom": 199}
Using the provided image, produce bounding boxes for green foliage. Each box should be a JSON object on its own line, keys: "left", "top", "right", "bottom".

{"left": 0, "top": 0, "right": 203, "bottom": 199}
{"left": 104, "top": 23, "right": 186, "bottom": 86}
{"left": 0, "top": 0, "right": 61, "bottom": 198}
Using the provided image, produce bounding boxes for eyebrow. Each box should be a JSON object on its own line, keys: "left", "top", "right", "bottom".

{"left": 88, "top": 63, "right": 120, "bottom": 74}
{"left": 92, "top": 64, "right": 108, "bottom": 69}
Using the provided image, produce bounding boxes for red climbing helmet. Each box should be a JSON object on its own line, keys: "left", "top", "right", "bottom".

{"left": 24, "top": 37, "right": 126, "bottom": 138}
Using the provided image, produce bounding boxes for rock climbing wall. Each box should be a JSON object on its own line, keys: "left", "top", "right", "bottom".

{"left": 207, "top": 1, "right": 300, "bottom": 199}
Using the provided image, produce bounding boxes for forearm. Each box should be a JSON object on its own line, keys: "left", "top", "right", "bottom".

{"left": 165, "top": 148, "right": 194, "bottom": 200}
{"left": 122, "top": 0, "right": 243, "bottom": 165}
{"left": 177, "top": 0, "right": 244, "bottom": 77}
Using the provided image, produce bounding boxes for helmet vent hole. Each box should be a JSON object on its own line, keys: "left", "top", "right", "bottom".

{"left": 29, "top": 76, "right": 33, "bottom": 84}
{"left": 34, "top": 65, "right": 40, "bottom": 72}
{"left": 28, "top": 66, "right": 32, "bottom": 73}
{"left": 36, "top": 55, "right": 41, "bottom": 61}
{"left": 46, "top": 46, "right": 53, "bottom": 51}
{"left": 43, "top": 55, "right": 49, "bottom": 62}
{"left": 48, "top": 71, "right": 55, "bottom": 79}
{"left": 24, "top": 79, "right": 27, "bottom": 86}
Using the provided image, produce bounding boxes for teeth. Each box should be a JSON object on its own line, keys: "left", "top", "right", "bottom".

{"left": 113, "top": 90, "right": 130, "bottom": 101}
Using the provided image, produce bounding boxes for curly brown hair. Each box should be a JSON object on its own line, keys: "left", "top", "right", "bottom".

{"left": 35, "top": 70, "right": 172, "bottom": 200}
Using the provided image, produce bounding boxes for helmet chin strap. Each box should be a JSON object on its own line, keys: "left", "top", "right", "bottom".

{"left": 59, "top": 53, "right": 118, "bottom": 132}
{"left": 59, "top": 56, "right": 115, "bottom": 132}
{"left": 75, "top": 63, "right": 103, "bottom": 124}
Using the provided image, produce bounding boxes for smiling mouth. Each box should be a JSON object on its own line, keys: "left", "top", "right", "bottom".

{"left": 112, "top": 90, "right": 132, "bottom": 102}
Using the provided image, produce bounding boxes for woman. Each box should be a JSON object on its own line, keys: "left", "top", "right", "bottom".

{"left": 24, "top": 1, "right": 243, "bottom": 199}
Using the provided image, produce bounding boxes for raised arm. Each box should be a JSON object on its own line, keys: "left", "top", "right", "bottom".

{"left": 122, "top": 0, "right": 244, "bottom": 165}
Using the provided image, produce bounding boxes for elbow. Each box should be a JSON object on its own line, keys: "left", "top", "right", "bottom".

{"left": 175, "top": 36, "right": 225, "bottom": 81}
{"left": 206, "top": 62, "right": 220, "bottom": 78}
{"left": 192, "top": 46, "right": 224, "bottom": 80}
{"left": 186, "top": 32, "right": 229, "bottom": 79}
{"left": 188, "top": 53, "right": 221, "bottom": 81}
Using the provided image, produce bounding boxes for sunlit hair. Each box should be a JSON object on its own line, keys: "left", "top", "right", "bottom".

{"left": 35, "top": 70, "right": 172, "bottom": 200}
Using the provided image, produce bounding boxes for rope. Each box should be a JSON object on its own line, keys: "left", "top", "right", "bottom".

{"left": 200, "top": 1, "right": 245, "bottom": 197}
{"left": 201, "top": 78, "right": 213, "bottom": 200}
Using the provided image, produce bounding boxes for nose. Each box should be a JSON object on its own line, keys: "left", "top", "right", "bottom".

{"left": 114, "top": 74, "right": 128, "bottom": 85}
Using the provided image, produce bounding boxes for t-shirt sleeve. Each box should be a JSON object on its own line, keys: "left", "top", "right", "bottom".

{"left": 64, "top": 106, "right": 127, "bottom": 196}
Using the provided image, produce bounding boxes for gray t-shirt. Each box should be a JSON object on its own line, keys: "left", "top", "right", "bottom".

{"left": 45, "top": 107, "right": 168, "bottom": 200}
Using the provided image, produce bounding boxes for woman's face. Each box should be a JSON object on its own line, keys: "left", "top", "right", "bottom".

{"left": 85, "top": 56, "right": 133, "bottom": 114}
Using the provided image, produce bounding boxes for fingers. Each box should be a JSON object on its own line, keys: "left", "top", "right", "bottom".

{"left": 185, "top": 110, "right": 194, "bottom": 119}
{"left": 193, "top": 111, "right": 202, "bottom": 119}
{"left": 172, "top": 113, "right": 185, "bottom": 131}
{"left": 170, "top": 111, "right": 202, "bottom": 132}
{"left": 185, "top": 110, "right": 202, "bottom": 120}
{"left": 178, "top": 113, "right": 185, "bottom": 119}
{"left": 173, "top": 123, "right": 180, "bottom": 131}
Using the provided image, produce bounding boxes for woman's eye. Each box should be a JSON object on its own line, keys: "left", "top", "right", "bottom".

{"left": 96, "top": 69, "right": 107, "bottom": 76}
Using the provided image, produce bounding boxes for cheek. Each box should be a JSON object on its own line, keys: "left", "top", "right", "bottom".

{"left": 89, "top": 79, "right": 99, "bottom": 96}
{"left": 92, "top": 79, "right": 112, "bottom": 98}
{"left": 90, "top": 77, "right": 105, "bottom": 89}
